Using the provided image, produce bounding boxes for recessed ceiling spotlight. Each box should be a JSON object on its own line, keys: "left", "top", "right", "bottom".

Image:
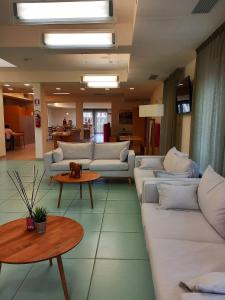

{"left": 80, "top": 88, "right": 85, "bottom": 91}
{"left": 56, "top": 87, "right": 61, "bottom": 90}
{"left": 105, "top": 88, "right": 110, "bottom": 91}
{"left": 130, "top": 87, "right": 135, "bottom": 90}
{"left": 28, "top": 92, "right": 34, "bottom": 95}
{"left": 53, "top": 92, "right": 71, "bottom": 95}
{"left": 8, "top": 88, "right": 14, "bottom": 91}
{"left": 24, "top": 83, "right": 31, "bottom": 86}
{"left": 4, "top": 84, "right": 10, "bottom": 87}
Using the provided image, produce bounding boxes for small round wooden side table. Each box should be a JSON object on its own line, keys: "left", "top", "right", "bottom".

{"left": 53, "top": 171, "right": 101, "bottom": 208}
{"left": 0, "top": 216, "right": 84, "bottom": 300}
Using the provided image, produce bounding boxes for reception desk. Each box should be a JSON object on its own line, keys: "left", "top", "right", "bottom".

{"left": 52, "top": 129, "right": 81, "bottom": 148}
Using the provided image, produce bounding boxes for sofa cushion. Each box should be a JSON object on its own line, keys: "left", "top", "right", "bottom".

{"left": 139, "top": 158, "right": 164, "bottom": 170}
{"left": 148, "top": 238, "right": 225, "bottom": 300}
{"left": 141, "top": 203, "right": 225, "bottom": 244}
{"left": 50, "top": 159, "right": 92, "bottom": 171}
{"left": 154, "top": 170, "right": 192, "bottom": 178}
{"left": 58, "top": 141, "right": 93, "bottom": 159}
{"left": 163, "top": 147, "right": 192, "bottom": 173}
{"left": 52, "top": 147, "right": 63, "bottom": 162}
{"left": 94, "top": 141, "right": 130, "bottom": 160}
{"left": 157, "top": 183, "right": 199, "bottom": 210}
{"left": 120, "top": 148, "right": 129, "bottom": 162}
{"left": 198, "top": 166, "right": 225, "bottom": 239}
{"left": 90, "top": 160, "right": 128, "bottom": 171}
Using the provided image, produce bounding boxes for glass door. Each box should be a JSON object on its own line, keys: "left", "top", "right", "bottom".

{"left": 95, "top": 111, "right": 108, "bottom": 133}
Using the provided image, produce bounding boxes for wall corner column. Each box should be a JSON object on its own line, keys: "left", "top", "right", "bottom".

{"left": 0, "top": 86, "right": 6, "bottom": 157}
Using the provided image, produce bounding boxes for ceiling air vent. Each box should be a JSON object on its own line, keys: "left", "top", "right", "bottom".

{"left": 192, "top": 0, "right": 219, "bottom": 13}
{"left": 148, "top": 74, "right": 158, "bottom": 80}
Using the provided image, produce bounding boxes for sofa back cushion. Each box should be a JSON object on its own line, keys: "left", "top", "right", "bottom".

{"left": 94, "top": 141, "right": 130, "bottom": 160}
{"left": 58, "top": 141, "right": 93, "bottom": 159}
{"left": 198, "top": 166, "right": 225, "bottom": 239}
{"left": 163, "top": 147, "right": 193, "bottom": 173}
{"left": 52, "top": 147, "right": 63, "bottom": 162}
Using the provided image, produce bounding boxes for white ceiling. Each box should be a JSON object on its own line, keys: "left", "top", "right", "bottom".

{"left": 0, "top": 0, "right": 224, "bottom": 95}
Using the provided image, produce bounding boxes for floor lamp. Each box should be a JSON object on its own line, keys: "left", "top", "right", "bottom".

{"left": 139, "top": 104, "right": 164, "bottom": 155}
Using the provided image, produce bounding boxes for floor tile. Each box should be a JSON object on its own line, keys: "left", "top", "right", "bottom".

{"left": 76, "top": 190, "right": 108, "bottom": 201}
{"left": 97, "top": 232, "right": 148, "bottom": 259}
{"left": 107, "top": 190, "right": 138, "bottom": 201}
{"left": 37, "top": 198, "right": 72, "bottom": 213}
{"left": 0, "top": 264, "right": 32, "bottom": 300}
{"left": 0, "top": 199, "right": 27, "bottom": 213}
{"left": 0, "top": 212, "right": 24, "bottom": 224}
{"left": 63, "top": 232, "right": 100, "bottom": 259}
{"left": 105, "top": 200, "right": 140, "bottom": 214}
{"left": 65, "top": 212, "right": 103, "bottom": 231}
{"left": 102, "top": 213, "right": 143, "bottom": 232}
{"left": 14, "top": 259, "right": 94, "bottom": 300}
{"left": 89, "top": 259, "right": 155, "bottom": 300}
{"left": 68, "top": 199, "right": 106, "bottom": 213}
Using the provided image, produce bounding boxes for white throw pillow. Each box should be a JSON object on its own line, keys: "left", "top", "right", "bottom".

{"left": 180, "top": 272, "right": 225, "bottom": 295}
{"left": 154, "top": 170, "right": 192, "bottom": 178}
{"left": 198, "top": 166, "right": 225, "bottom": 239}
{"left": 139, "top": 158, "right": 164, "bottom": 170}
{"left": 157, "top": 183, "right": 199, "bottom": 210}
{"left": 94, "top": 141, "right": 130, "bottom": 160}
{"left": 120, "top": 148, "right": 129, "bottom": 162}
{"left": 163, "top": 147, "right": 189, "bottom": 172}
{"left": 58, "top": 142, "right": 93, "bottom": 159}
{"left": 52, "top": 147, "right": 63, "bottom": 162}
{"left": 164, "top": 151, "right": 193, "bottom": 173}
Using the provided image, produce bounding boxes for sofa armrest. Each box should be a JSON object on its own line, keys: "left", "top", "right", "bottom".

{"left": 44, "top": 151, "right": 53, "bottom": 176}
{"left": 142, "top": 178, "right": 201, "bottom": 203}
{"left": 135, "top": 155, "right": 165, "bottom": 168}
{"left": 128, "top": 150, "right": 135, "bottom": 177}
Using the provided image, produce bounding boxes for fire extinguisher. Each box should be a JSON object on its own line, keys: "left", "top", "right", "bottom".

{"left": 34, "top": 110, "right": 41, "bottom": 128}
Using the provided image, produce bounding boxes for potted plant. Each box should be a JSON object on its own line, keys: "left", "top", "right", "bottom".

{"left": 33, "top": 206, "right": 48, "bottom": 234}
{"left": 8, "top": 166, "right": 45, "bottom": 231}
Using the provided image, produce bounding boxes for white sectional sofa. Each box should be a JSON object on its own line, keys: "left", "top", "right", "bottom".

{"left": 44, "top": 141, "right": 135, "bottom": 181}
{"left": 140, "top": 166, "right": 225, "bottom": 300}
{"left": 134, "top": 147, "right": 200, "bottom": 202}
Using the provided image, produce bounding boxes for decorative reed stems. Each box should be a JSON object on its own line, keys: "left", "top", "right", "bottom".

{"left": 7, "top": 166, "right": 45, "bottom": 217}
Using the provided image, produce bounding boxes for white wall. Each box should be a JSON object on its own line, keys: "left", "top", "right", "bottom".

{"left": 48, "top": 107, "right": 76, "bottom": 127}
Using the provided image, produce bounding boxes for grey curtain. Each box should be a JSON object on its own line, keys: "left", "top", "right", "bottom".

{"left": 160, "top": 68, "right": 184, "bottom": 154}
{"left": 191, "top": 23, "right": 225, "bottom": 175}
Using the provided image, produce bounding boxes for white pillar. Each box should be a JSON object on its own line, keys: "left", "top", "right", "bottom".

{"left": 0, "top": 86, "right": 6, "bottom": 157}
{"left": 33, "top": 83, "right": 44, "bottom": 159}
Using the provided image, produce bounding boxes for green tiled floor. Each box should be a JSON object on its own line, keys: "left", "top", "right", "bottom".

{"left": 0, "top": 160, "right": 155, "bottom": 300}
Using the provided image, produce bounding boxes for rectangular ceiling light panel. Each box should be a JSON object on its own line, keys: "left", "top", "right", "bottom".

{"left": 43, "top": 32, "right": 114, "bottom": 48}
{"left": 15, "top": 1, "right": 112, "bottom": 23}
{"left": 87, "top": 81, "right": 119, "bottom": 88}
{"left": 83, "top": 75, "right": 118, "bottom": 82}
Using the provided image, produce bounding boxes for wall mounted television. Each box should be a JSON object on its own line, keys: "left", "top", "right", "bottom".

{"left": 176, "top": 76, "right": 192, "bottom": 115}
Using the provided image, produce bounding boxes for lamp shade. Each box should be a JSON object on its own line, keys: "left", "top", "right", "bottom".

{"left": 139, "top": 104, "right": 164, "bottom": 118}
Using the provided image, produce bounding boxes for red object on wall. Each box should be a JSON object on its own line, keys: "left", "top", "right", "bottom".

{"left": 154, "top": 123, "right": 160, "bottom": 147}
{"left": 103, "top": 123, "right": 111, "bottom": 142}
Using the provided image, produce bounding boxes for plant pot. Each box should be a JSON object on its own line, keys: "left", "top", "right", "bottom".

{"left": 35, "top": 221, "right": 47, "bottom": 234}
{"left": 26, "top": 217, "right": 35, "bottom": 231}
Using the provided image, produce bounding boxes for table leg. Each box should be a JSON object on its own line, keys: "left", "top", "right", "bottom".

{"left": 57, "top": 256, "right": 69, "bottom": 300}
{"left": 57, "top": 183, "right": 64, "bottom": 208}
{"left": 88, "top": 182, "right": 94, "bottom": 209}
{"left": 80, "top": 183, "right": 82, "bottom": 199}
{"left": 49, "top": 258, "right": 53, "bottom": 266}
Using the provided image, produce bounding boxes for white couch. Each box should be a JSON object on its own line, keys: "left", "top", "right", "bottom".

{"left": 140, "top": 168, "right": 225, "bottom": 300}
{"left": 134, "top": 147, "right": 200, "bottom": 202}
{"left": 44, "top": 141, "right": 135, "bottom": 180}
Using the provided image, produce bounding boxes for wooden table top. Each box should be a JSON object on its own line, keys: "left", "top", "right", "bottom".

{"left": 0, "top": 216, "right": 84, "bottom": 264}
{"left": 53, "top": 171, "right": 101, "bottom": 184}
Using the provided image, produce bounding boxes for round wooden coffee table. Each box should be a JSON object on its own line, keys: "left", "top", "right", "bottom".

{"left": 0, "top": 216, "right": 84, "bottom": 300}
{"left": 53, "top": 171, "right": 101, "bottom": 209}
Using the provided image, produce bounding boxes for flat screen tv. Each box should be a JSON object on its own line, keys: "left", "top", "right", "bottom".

{"left": 176, "top": 76, "right": 192, "bottom": 114}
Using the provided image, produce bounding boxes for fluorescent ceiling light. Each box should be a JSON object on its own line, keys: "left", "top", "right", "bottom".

{"left": 43, "top": 32, "right": 114, "bottom": 48}
{"left": 24, "top": 83, "right": 31, "bottom": 86}
{"left": 53, "top": 92, "right": 71, "bottom": 95}
{"left": 15, "top": 1, "right": 112, "bottom": 23}
{"left": 0, "top": 58, "right": 16, "bottom": 68}
{"left": 4, "top": 84, "right": 11, "bottom": 87}
{"left": 87, "top": 81, "right": 119, "bottom": 88}
{"left": 83, "top": 75, "right": 117, "bottom": 82}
